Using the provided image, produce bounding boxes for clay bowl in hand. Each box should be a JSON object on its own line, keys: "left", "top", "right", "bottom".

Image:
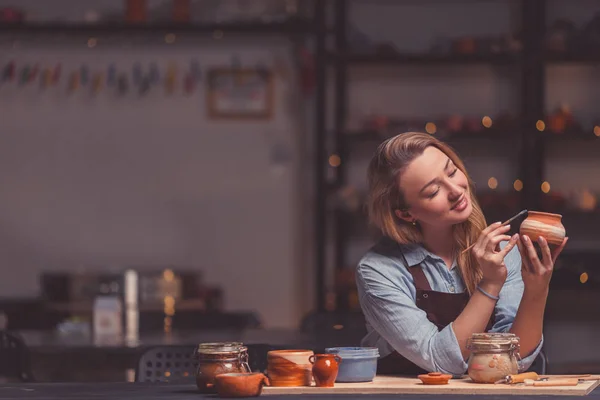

{"left": 214, "top": 372, "right": 270, "bottom": 398}
{"left": 418, "top": 372, "right": 452, "bottom": 385}
{"left": 519, "top": 211, "right": 566, "bottom": 246}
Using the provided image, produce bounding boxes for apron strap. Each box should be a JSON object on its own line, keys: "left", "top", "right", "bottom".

{"left": 407, "top": 265, "right": 432, "bottom": 291}
{"left": 398, "top": 250, "right": 432, "bottom": 291}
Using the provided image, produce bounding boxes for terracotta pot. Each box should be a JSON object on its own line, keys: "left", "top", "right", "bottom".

{"left": 267, "top": 350, "right": 313, "bottom": 387}
{"left": 454, "top": 37, "right": 476, "bottom": 54}
{"left": 445, "top": 115, "right": 463, "bottom": 132}
{"left": 214, "top": 372, "right": 269, "bottom": 398}
{"left": 125, "top": 0, "right": 147, "bottom": 23}
{"left": 418, "top": 372, "right": 452, "bottom": 385}
{"left": 309, "top": 354, "right": 341, "bottom": 387}
{"left": 548, "top": 114, "right": 566, "bottom": 133}
{"left": 172, "top": 0, "right": 190, "bottom": 22}
{"left": 465, "top": 117, "right": 482, "bottom": 133}
{"left": 519, "top": 211, "right": 566, "bottom": 246}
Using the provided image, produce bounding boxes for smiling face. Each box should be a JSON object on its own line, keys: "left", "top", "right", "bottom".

{"left": 396, "top": 146, "right": 472, "bottom": 228}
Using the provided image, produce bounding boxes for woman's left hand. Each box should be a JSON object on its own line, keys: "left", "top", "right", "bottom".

{"left": 517, "top": 235, "right": 568, "bottom": 298}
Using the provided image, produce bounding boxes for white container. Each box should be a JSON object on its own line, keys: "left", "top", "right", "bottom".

{"left": 93, "top": 296, "right": 123, "bottom": 340}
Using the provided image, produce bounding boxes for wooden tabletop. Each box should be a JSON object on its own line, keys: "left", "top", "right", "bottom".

{"left": 0, "top": 382, "right": 598, "bottom": 400}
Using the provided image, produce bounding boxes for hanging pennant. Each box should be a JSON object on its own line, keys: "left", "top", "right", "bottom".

{"left": 149, "top": 63, "right": 160, "bottom": 84}
{"left": 80, "top": 65, "right": 89, "bottom": 85}
{"left": 41, "top": 68, "right": 53, "bottom": 89}
{"left": 68, "top": 71, "right": 80, "bottom": 93}
{"left": 107, "top": 64, "right": 117, "bottom": 87}
{"left": 184, "top": 74, "right": 195, "bottom": 95}
{"left": 29, "top": 64, "right": 40, "bottom": 83}
{"left": 139, "top": 77, "right": 151, "bottom": 96}
{"left": 2, "top": 61, "right": 15, "bottom": 82}
{"left": 19, "top": 65, "right": 30, "bottom": 86}
{"left": 117, "top": 74, "right": 129, "bottom": 95}
{"left": 92, "top": 72, "right": 104, "bottom": 95}
{"left": 52, "top": 64, "right": 61, "bottom": 86}
{"left": 165, "top": 63, "right": 177, "bottom": 95}
{"left": 133, "top": 62, "right": 143, "bottom": 86}
{"left": 190, "top": 59, "right": 201, "bottom": 81}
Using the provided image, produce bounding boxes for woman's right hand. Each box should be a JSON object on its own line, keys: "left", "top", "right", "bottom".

{"left": 471, "top": 222, "right": 520, "bottom": 291}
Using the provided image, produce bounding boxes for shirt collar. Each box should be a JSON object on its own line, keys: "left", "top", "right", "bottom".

{"left": 398, "top": 242, "right": 457, "bottom": 270}
{"left": 398, "top": 243, "right": 430, "bottom": 267}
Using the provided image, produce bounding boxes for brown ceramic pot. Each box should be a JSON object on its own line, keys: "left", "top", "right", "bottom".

{"left": 214, "top": 372, "right": 269, "bottom": 398}
{"left": 267, "top": 350, "right": 313, "bottom": 387}
{"left": 309, "top": 354, "right": 341, "bottom": 387}
{"left": 519, "top": 211, "right": 566, "bottom": 246}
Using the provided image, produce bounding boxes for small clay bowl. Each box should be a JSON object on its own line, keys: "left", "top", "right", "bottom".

{"left": 214, "top": 372, "right": 270, "bottom": 398}
{"left": 519, "top": 211, "right": 566, "bottom": 246}
{"left": 418, "top": 372, "right": 452, "bottom": 385}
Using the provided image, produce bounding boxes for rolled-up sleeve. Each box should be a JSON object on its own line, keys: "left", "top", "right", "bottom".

{"left": 357, "top": 264, "right": 468, "bottom": 376}
{"left": 490, "top": 245, "right": 543, "bottom": 371}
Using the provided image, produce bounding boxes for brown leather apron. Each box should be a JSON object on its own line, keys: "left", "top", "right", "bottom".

{"left": 377, "top": 255, "right": 494, "bottom": 375}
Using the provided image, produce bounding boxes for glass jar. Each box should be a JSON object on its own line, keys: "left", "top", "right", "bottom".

{"left": 466, "top": 333, "right": 521, "bottom": 383}
{"left": 195, "top": 342, "right": 251, "bottom": 393}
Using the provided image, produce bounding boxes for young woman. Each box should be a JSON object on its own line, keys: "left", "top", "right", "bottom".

{"left": 356, "top": 132, "right": 567, "bottom": 376}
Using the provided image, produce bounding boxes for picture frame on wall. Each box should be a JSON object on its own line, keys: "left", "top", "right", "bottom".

{"left": 206, "top": 68, "right": 274, "bottom": 120}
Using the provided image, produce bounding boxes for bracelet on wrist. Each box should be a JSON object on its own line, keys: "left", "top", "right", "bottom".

{"left": 477, "top": 285, "right": 500, "bottom": 301}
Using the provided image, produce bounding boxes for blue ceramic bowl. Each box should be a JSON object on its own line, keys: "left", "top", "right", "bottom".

{"left": 325, "top": 347, "right": 379, "bottom": 382}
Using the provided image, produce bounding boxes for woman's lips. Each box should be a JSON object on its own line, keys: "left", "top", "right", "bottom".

{"left": 452, "top": 196, "right": 468, "bottom": 212}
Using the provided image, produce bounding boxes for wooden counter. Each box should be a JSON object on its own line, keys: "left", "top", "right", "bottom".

{"left": 263, "top": 375, "right": 600, "bottom": 396}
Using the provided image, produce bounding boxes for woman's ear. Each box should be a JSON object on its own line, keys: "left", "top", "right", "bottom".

{"left": 395, "top": 209, "right": 414, "bottom": 224}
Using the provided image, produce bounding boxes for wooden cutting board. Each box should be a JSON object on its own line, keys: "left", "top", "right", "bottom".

{"left": 262, "top": 375, "right": 600, "bottom": 396}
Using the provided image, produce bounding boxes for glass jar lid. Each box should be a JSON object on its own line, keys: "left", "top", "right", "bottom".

{"left": 467, "top": 333, "right": 520, "bottom": 352}
{"left": 196, "top": 342, "right": 247, "bottom": 355}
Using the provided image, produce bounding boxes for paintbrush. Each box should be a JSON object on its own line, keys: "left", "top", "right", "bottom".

{"left": 460, "top": 209, "right": 528, "bottom": 255}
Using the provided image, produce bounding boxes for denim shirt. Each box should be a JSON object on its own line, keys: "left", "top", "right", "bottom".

{"left": 356, "top": 237, "right": 543, "bottom": 376}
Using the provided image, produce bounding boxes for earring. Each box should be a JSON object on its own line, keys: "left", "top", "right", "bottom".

{"left": 412, "top": 220, "right": 417, "bottom": 226}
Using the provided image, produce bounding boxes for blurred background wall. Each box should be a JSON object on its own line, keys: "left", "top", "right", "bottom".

{"left": 0, "top": 2, "right": 598, "bottom": 370}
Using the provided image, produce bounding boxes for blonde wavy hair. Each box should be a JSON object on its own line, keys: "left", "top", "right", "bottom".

{"left": 367, "top": 132, "right": 487, "bottom": 294}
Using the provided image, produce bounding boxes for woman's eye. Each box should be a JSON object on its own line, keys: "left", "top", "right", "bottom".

{"left": 449, "top": 168, "right": 458, "bottom": 177}
{"left": 427, "top": 189, "right": 439, "bottom": 199}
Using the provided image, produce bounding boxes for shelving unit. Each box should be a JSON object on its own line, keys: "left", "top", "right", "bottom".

{"left": 327, "top": 52, "right": 522, "bottom": 65}
{"left": 0, "top": 19, "right": 314, "bottom": 35}
{"left": 315, "top": 0, "right": 600, "bottom": 312}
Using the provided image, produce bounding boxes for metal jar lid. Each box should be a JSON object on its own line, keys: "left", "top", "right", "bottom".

{"left": 466, "top": 333, "right": 520, "bottom": 353}
{"left": 196, "top": 342, "right": 246, "bottom": 355}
